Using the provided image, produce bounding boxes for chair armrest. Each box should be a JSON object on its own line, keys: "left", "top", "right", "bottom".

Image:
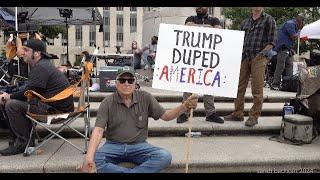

{"left": 24, "top": 84, "right": 77, "bottom": 103}
{"left": 24, "top": 90, "right": 47, "bottom": 103}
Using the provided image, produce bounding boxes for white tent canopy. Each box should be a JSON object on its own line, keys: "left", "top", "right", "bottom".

{"left": 300, "top": 19, "right": 320, "bottom": 40}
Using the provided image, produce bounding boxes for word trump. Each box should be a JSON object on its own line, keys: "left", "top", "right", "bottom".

{"left": 159, "top": 65, "right": 222, "bottom": 87}
{"left": 172, "top": 30, "right": 222, "bottom": 68}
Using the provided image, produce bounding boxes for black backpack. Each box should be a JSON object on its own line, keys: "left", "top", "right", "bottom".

{"left": 281, "top": 75, "right": 299, "bottom": 92}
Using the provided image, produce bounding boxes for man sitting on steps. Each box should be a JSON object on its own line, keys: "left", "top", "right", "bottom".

{"left": 80, "top": 66, "right": 198, "bottom": 173}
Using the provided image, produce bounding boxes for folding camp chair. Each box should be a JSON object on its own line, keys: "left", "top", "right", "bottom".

{"left": 0, "top": 58, "right": 11, "bottom": 86}
{"left": 23, "top": 62, "right": 93, "bottom": 156}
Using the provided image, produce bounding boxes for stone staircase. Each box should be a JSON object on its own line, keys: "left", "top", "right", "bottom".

{"left": 1, "top": 84, "right": 320, "bottom": 173}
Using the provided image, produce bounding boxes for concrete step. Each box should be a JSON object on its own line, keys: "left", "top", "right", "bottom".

{"left": 0, "top": 116, "right": 283, "bottom": 138}
{"left": 80, "top": 102, "right": 285, "bottom": 117}
{"left": 78, "top": 87, "right": 296, "bottom": 103}
{"left": 1, "top": 136, "right": 319, "bottom": 173}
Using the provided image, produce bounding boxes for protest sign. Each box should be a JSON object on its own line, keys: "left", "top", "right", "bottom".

{"left": 152, "top": 23, "right": 244, "bottom": 98}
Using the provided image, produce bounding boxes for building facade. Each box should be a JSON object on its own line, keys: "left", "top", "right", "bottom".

{"left": 1, "top": 7, "right": 222, "bottom": 67}
{"left": 142, "top": 7, "right": 222, "bottom": 47}
{"left": 1, "top": 7, "right": 144, "bottom": 67}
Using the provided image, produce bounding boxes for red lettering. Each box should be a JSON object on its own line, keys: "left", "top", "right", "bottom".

{"left": 187, "top": 68, "right": 195, "bottom": 83}
{"left": 159, "top": 65, "right": 169, "bottom": 81}
{"left": 204, "top": 69, "right": 213, "bottom": 86}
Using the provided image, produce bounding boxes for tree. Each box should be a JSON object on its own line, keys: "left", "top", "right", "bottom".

{"left": 222, "top": 7, "right": 320, "bottom": 54}
{"left": 222, "top": 7, "right": 250, "bottom": 30}
{"left": 2, "top": 24, "right": 67, "bottom": 43}
{"left": 38, "top": 25, "right": 67, "bottom": 42}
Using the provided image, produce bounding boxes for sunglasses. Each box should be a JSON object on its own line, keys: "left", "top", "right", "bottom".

{"left": 117, "top": 78, "right": 135, "bottom": 84}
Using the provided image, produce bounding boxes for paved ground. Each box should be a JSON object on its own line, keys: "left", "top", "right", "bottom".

{"left": 1, "top": 136, "right": 320, "bottom": 173}
{"left": 0, "top": 85, "right": 305, "bottom": 173}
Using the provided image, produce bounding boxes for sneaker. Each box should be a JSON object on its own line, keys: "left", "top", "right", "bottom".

{"left": 224, "top": 114, "right": 244, "bottom": 121}
{"left": 244, "top": 117, "right": 258, "bottom": 127}
{"left": 206, "top": 113, "right": 224, "bottom": 123}
{"left": 176, "top": 113, "right": 188, "bottom": 124}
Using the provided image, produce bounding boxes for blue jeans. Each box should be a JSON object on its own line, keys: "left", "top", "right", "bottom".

{"left": 95, "top": 141, "right": 172, "bottom": 173}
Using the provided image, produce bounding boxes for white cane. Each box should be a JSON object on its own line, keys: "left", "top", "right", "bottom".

{"left": 185, "top": 94, "right": 195, "bottom": 173}
{"left": 185, "top": 108, "right": 193, "bottom": 173}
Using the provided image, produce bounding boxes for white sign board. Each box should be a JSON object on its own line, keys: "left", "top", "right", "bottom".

{"left": 152, "top": 23, "right": 245, "bottom": 98}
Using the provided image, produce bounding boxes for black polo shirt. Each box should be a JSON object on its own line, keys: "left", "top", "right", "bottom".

{"left": 185, "top": 14, "right": 221, "bottom": 26}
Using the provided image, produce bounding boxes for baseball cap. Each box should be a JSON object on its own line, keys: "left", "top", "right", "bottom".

{"left": 23, "top": 39, "right": 52, "bottom": 59}
{"left": 116, "top": 66, "right": 135, "bottom": 79}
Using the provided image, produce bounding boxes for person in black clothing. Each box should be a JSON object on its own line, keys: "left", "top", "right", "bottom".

{"left": 176, "top": 7, "right": 224, "bottom": 124}
{"left": 0, "top": 39, "right": 74, "bottom": 156}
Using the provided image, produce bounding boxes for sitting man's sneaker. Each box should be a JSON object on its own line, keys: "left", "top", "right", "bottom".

{"left": 0, "top": 144, "right": 25, "bottom": 156}
{"left": 224, "top": 114, "right": 244, "bottom": 121}
{"left": 206, "top": 113, "right": 224, "bottom": 124}
{"left": 177, "top": 113, "right": 188, "bottom": 124}
{"left": 244, "top": 117, "right": 258, "bottom": 127}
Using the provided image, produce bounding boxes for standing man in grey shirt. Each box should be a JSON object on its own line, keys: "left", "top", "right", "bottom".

{"left": 80, "top": 66, "right": 198, "bottom": 173}
{"left": 176, "top": 7, "right": 224, "bottom": 124}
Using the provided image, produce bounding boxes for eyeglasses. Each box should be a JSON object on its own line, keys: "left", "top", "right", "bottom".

{"left": 117, "top": 78, "right": 135, "bottom": 84}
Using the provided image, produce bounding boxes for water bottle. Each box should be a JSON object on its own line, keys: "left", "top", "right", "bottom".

{"left": 283, "top": 102, "right": 294, "bottom": 118}
{"left": 26, "top": 147, "right": 44, "bottom": 155}
{"left": 185, "top": 132, "right": 202, "bottom": 137}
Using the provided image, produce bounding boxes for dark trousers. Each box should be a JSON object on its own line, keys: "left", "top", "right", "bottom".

{"left": 0, "top": 105, "right": 15, "bottom": 140}
{"left": 272, "top": 50, "right": 293, "bottom": 86}
{"left": 4, "top": 99, "right": 48, "bottom": 146}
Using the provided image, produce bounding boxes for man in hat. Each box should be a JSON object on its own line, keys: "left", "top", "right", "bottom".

{"left": 0, "top": 39, "right": 74, "bottom": 156}
{"left": 80, "top": 66, "right": 198, "bottom": 173}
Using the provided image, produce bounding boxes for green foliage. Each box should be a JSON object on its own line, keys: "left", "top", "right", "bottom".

{"left": 265, "top": 7, "right": 306, "bottom": 25}
{"left": 38, "top": 25, "right": 67, "bottom": 41}
{"left": 1, "top": 48, "right": 5, "bottom": 57}
{"left": 222, "top": 7, "right": 320, "bottom": 54}
{"left": 223, "top": 7, "right": 250, "bottom": 30}
{"left": 74, "top": 55, "right": 82, "bottom": 66}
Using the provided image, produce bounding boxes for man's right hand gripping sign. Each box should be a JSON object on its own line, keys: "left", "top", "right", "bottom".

{"left": 182, "top": 94, "right": 198, "bottom": 113}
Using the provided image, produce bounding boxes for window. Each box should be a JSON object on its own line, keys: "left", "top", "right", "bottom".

{"left": 116, "top": 15, "right": 123, "bottom": 26}
{"left": 208, "top": 7, "right": 214, "bottom": 16}
{"left": 74, "top": 54, "right": 82, "bottom": 66}
{"left": 130, "top": 7, "right": 137, "bottom": 33}
{"left": 116, "top": 32, "right": 123, "bottom": 47}
{"left": 116, "top": 14, "right": 123, "bottom": 47}
{"left": 103, "top": 7, "right": 110, "bottom": 10}
{"left": 103, "top": 8, "right": 110, "bottom": 47}
{"left": 75, "top": 25, "right": 82, "bottom": 47}
{"left": 47, "top": 38, "right": 54, "bottom": 46}
{"left": 61, "top": 33, "right": 67, "bottom": 46}
{"left": 60, "top": 54, "right": 67, "bottom": 65}
{"left": 89, "top": 25, "right": 96, "bottom": 47}
{"left": 116, "top": 7, "right": 123, "bottom": 14}
{"left": 104, "top": 15, "right": 109, "bottom": 25}
{"left": 104, "top": 31, "right": 110, "bottom": 47}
